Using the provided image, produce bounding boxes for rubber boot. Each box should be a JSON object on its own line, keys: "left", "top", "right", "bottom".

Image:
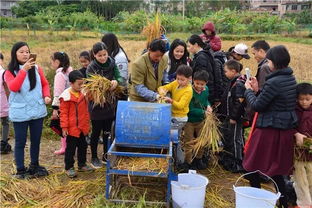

{"left": 54, "top": 137, "right": 66, "bottom": 155}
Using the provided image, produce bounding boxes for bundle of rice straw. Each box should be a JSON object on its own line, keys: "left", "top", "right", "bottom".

{"left": 141, "top": 12, "right": 161, "bottom": 48}
{"left": 303, "top": 137, "right": 312, "bottom": 153}
{"left": 114, "top": 157, "right": 168, "bottom": 174}
{"left": 82, "top": 74, "right": 125, "bottom": 107}
{"left": 187, "top": 112, "right": 221, "bottom": 160}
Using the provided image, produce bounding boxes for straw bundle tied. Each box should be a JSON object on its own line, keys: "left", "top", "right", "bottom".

{"left": 82, "top": 74, "right": 125, "bottom": 107}
{"left": 186, "top": 112, "right": 221, "bottom": 160}
{"left": 142, "top": 12, "right": 161, "bottom": 48}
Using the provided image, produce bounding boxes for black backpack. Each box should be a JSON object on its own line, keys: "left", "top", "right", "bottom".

{"left": 213, "top": 51, "right": 229, "bottom": 101}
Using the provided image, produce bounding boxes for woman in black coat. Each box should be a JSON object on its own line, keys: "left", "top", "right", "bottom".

{"left": 243, "top": 45, "right": 297, "bottom": 208}
{"left": 187, "top": 34, "right": 216, "bottom": 104}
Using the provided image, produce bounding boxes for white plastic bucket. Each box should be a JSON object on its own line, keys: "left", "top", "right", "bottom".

{"left": 233, "top": 171, "right": 281, "bottom": 208}
{"left": 171, "top": 170, "right": 209, "bottom": 208}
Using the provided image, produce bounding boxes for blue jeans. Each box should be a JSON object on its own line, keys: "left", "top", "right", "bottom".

{"left": 13, "top": 118, "right": 44, "bottom": 171}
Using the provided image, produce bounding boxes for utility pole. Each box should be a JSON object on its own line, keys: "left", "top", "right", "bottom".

{"left": 182, "top": 0, "right": 185, "bottom": 20}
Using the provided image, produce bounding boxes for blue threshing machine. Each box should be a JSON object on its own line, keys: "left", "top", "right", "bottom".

{"left": 106, "top": 101, "right": 179, "bottom": 207}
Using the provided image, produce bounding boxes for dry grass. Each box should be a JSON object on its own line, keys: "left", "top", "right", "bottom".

{"left": 0, "top": 139, "right": 241, "bottom": 208}
{"left": 114, "top": 157, "right": 168, "bottom": 174}
{"left": 220, "top": 40, "right": 312, "bottom": 82}
{"left": 0, "top": 171, "right": 105, "bottom": 208}
{"left": 82, "top": 74, "right": 125, "bottom": 107}
{"left": 186, "top": 113, "right": 221, "bottom": 161}
{"left": 0, "top": 31, "right": 311, "bottom": 82}
{"left": 141, "top": 12, "right": 161, "bottom": 49}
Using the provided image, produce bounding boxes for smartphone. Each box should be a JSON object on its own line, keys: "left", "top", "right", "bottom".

{"left": 29, "top": 53, "right": 37, "bottom": 62}
{"left": 245, "top": 68, "right": 251, "bottom": 80}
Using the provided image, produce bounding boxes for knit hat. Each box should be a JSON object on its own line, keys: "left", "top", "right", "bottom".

{"left": 233, "top": 43, "right": 250, "bottom": 59}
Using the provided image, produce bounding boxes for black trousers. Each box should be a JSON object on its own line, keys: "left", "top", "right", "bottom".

{"left": 245, "top": 172, "right": 288, "bottom": 208}
{"left": 219, "top": 120, "right": 244, "bottom": 172}
{"left": 64, "top": 133, "right": 87, "bottom": 170}
{"left": 90, "top": 119, "right": 113, "bottom": 159}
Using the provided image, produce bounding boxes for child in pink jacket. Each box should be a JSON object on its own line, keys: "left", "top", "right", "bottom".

{"left": 0, "top": 53, "right": 11, "bottom": 154}
{"left": 50, "top": 52, "right": 73, "bottom": 155}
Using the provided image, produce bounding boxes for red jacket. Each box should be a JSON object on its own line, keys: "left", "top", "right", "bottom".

{"left": 59, "top": 88, "right": 90, "bottom": 138}
{"left": 5, "top": 66, "right": 50, "bottom": 97}
{"left": 200, "top": 21, "right": 222, "bottom": 52}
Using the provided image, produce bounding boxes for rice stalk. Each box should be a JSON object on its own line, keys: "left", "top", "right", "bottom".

{"left": 186, "top": 113, "right": 222, "bottom": 161}
{"left": 141, "top": 12, "right": 161, "bottom": 48}
{"left": 82, "top": 74, "right": 125, "bottom": 107}
{"left": 0, "top": 173, "right": 105, "bottom": 208}
{"left": 157, "top": 88, "right": 168, "bottom": 104}
{"left": 114, "top": 157, "right": 168, "bottom": 174}
{"left": 206, "top": 185, "right": 232, "bottom": 208}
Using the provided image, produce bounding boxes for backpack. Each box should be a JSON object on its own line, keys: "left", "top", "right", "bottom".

{"left": 235, "top": 75, "right": 255, "bottom": 127}
{"left": 212, "top": 51, "right": 229, "bottom": 101}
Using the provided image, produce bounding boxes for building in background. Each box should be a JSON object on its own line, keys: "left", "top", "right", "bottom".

{"left": 0, "top": 0, "right": 20, "bottom": 17}
{"left": 249, "top": 0, "right": 312, "bottom": 16}
{"left": 280, "top": 0, "right": 312, "bottom": 15}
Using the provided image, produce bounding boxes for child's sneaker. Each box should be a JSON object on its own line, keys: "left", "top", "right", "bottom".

{"left": 66, "top": 168, "right": 77, "bottom": 178}
{"left": 90, "top": 157, "right": 103, "bottom": 169}
{"left": 78, "top": 164, "right": 94, "bottom": 172}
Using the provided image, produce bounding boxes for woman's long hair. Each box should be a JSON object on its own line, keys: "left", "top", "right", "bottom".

{"left": 8, "top": 42, "right": 36, "bottom": 91}
{"left": 168, "top": 39, "right": 189, "bottom": 75}
{"left": 101, "top": 33, "right": 130, "bottom": 62}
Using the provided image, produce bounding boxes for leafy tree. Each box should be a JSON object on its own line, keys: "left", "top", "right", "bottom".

{"left": 11, "top": 0, "right": 58, "bottom": 17}
{"left": 84, "top": 0, "right": 142, "bottom": 20}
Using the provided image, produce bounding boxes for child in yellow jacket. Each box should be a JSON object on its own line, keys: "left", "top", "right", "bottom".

{"left": 158, "top": 65, "right": 193, "bottom": 125}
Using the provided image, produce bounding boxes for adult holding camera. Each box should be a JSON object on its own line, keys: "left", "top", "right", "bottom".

{"left": 4, "top": 42, "right": 51, "bottom": 179}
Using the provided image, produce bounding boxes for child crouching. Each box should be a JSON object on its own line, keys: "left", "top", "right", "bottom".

{"left": 59, "top": 70, "right": 94, "bottom": 178}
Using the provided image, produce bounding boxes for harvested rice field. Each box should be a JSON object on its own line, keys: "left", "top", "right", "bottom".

{"left": 1, "top": 139, "right": 248, "bottom": 208}
{"left": 0, "top": 30, "right": 311, "bottom": 207}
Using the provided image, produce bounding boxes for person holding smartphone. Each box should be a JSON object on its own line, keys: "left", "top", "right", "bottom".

{"left": 4, "top": 42, "right": 51, "bottom": 179}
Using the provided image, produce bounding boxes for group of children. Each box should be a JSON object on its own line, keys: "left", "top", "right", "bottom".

{"left": 138, "top": 36, "right": 311, "bottom": 207}
{"left": 0, "top": 30, "right": 311, "bottom": 207}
